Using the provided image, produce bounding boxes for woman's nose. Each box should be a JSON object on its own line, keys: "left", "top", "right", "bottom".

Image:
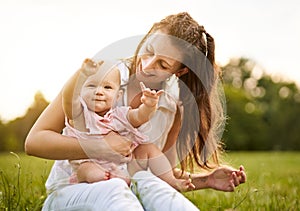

{"left": 143, "top": 56, "right": 157, "bottom": 70}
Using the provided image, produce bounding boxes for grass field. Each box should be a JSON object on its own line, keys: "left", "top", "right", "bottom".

{"left": 0, "top": 151, "right": 299, "bottom": 210}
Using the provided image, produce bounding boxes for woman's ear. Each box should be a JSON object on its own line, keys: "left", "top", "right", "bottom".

{"left": 175, "top": 67, "right": 189, "bottom": 78}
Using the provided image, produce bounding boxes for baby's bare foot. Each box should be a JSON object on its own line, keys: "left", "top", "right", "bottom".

{"left": 173, "top": 179, "right": 195, "bottom": 192}
{"left": 109, "top": 164, "right": 131, "bottom": 186}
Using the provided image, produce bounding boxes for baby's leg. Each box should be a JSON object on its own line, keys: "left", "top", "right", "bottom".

{"left": 129, "top": 144, "right": 194, "bottom": 192}
{"left": 77, "top": 161, "right": 110, "bottom": 183}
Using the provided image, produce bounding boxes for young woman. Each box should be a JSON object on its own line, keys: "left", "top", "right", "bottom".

{"left": 25, "top": 12, "right": 246, "bottom": 210}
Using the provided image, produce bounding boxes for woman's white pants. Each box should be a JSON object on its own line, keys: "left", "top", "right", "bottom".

{"left": 42, "top": 171, "right": 199, "bottom": 211}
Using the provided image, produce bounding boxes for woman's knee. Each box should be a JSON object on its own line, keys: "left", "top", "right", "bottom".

{"left": 132, "top": 170, "right": 155, "bottom": 180}
{"left": 92, "top": 179, "right": 143, "bottom": 210}
{"left": 89, "top": 178, "right": 130, "bottom": 196}
{"left": 106, "top": 177, "right": 129, "bottom": 189}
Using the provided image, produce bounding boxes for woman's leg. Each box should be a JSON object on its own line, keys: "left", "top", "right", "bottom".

{"left": 42, "top": 178, "right": 144, "bottom": 211}
{"left": 131, "top": 171, "right": 199, "bottom": 211}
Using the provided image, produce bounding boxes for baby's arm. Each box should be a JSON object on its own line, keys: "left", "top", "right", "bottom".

{"left": 127, "top": 82, "right": 163, "bottom": 128}
{"left": 62, "top": 59, "right": 103, "bottom": 124}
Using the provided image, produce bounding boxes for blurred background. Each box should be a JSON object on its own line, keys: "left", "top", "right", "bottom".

{"left": 0, "top": 0, "right": 299, "bottom": 152}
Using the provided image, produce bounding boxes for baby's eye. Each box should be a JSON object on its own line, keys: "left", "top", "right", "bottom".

{"left": 87, "top": 84, "right": 96, "bottom": 88}
{"left": 104, "top": 85, "right": 112, "bottom": 89}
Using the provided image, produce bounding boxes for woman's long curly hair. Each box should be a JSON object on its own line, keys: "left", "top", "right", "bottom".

{"left": 130, "top": 12, "right": 226, "bottom": 173}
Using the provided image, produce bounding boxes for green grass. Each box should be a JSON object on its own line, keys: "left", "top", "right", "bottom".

{"left": 185, "top": 151, "right": 300, "bottom": 210}
{"left": 0, "top": 152, "right": 53, "bottom": 210}
{"left": 0, "top": 152, "right": 299, "bottom": 210}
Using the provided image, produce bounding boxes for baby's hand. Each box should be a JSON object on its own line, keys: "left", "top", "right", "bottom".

{"left": 81, "top": 58, "right": 104, "bottom": 76}
{"left": 140, "top": 82, "right": 164, "bottom": 107}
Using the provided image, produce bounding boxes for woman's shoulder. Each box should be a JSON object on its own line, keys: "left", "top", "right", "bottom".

{"left": 163, "top": 75, "right": 179, "bottom": 101}
{"left": 117, "top": 60, "right": 130, "bottom": 85}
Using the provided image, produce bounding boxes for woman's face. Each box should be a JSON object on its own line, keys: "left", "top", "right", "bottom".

{"left": 135, "top": 32, "right": 183, "bottom": 85}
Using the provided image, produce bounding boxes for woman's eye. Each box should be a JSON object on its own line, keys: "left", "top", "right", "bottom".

{"left": 145, "top": 44, "right": 154, "bottom": 54}
{"left": 159, "top": 61, "right": 169, "bottom": 69}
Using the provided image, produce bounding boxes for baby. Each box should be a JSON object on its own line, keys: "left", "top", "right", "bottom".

{"left": 62, "top": 58, "right": 194, "bottom": 191}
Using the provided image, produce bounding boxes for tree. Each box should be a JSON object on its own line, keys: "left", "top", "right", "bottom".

{"left": 222, "top": 57, "right": 300, "bottom": 150}
{"left": 0, "top": 92, "right": 49, "bottom": 152}
{"left": 0, "top": 119, "right": 7, "bottom": 151}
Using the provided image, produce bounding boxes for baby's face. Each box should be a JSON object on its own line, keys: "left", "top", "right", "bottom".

{"left": 81, "top": 67, "right": 121, "bottom": 116}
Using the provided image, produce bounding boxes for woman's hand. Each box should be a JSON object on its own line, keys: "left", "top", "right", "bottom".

{"left": 79, "top": 131, "right": 134, "bottom": 164}
{"left": 190, "top": 165, "right": 246, "bottom": 192}
{"left": 207, "top": 165, "right": 246, "bottom": 192}
{"left": 25, "top": 91, "right": 134, "bottom": 163}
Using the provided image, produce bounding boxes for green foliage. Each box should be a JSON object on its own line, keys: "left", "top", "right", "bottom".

{"left": 0, "top": 123, "right": 7, "bottom": 152}
{"left": 222, "top": 57, "right": 300, "bottom": 150}
{"left": 0, "top": 92, "right": 49, "bottom": 152}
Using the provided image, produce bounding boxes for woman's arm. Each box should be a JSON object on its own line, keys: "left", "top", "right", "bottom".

{"left": 162, "top": 107, "right": 246, "bottom": 192}
{"left": 25, "top": 91, "right": 87, "bottom": 160}
{"left": 25, "top": 90, "right": 133, "bottom": 162}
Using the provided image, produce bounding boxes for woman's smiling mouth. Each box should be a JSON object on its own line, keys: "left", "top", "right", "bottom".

{"left": 139, "top": 63, "right": 155, "bottom": 77}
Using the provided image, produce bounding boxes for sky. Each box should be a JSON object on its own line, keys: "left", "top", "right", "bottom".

{"left": 0, "top": 0, "right": 299, "bottom": 122}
